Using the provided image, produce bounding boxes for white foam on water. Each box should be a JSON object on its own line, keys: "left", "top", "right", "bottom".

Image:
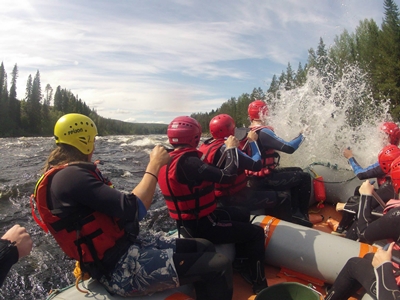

{"left": 261, "top": 63, "right": 392, "bottom": 170}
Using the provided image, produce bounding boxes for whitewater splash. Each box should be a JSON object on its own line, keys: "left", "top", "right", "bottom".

{"left": 263, "top": 63, "right": 392, "bottom": 170}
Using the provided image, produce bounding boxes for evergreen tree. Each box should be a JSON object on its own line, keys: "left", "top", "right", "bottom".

{"left": 54, "top": 85, "right": 62, "bottom": 111}
{"left": 329, "top": 29, "right": 357, "bottom": 74}
{"left": 9, "top": 64, "right": 21, "bottom": 133}
{"left": 307, "top": 47, "right": 317, "bottom": 69}
{"left": 250, "top": 87, "right": 265, "bottom": 101}
{"left": 355, "top": 19, "right": 380, "bottom": 69}
{"left": 27, "top": 71, "right": 42, "bottom": 133}
{"left": 377, "top": 0, "right": 400, "bottom": 118}
{"left": 267, "top": 74, "right": 279, "bottom": 101}
{"left": 0, "top": 63, "right": 7, "bottom": 135}
{"left": 316, "top": 37, "right": 329, "bottom": 76}
{"left": 41, "top": 84, "right": 53, "bottom": 134}
{"left": 295, "top": 62, "right": 307, "bottom": 87}
{"left": 285, "top": 63, "right": 295, "bottom": 90}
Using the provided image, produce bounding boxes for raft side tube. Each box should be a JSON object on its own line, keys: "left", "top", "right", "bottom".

{"left": 253, "top": 215, "right": 377, "bottom": 285}
{"left": 306, "top": 163, "right": 368, "bottom": 205}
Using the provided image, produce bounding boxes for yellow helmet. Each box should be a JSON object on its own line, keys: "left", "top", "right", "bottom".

{"left": 54, "top": 113, "right": 98, "bottom": 155}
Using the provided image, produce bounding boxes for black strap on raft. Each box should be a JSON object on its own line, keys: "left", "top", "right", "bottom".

{"left": 165, "top": 160, "right": 184, "bottom": 238}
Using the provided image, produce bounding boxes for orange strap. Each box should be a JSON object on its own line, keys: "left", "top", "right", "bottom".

{"left": 259, "top": 216, "right": 280, "bottom": 248}
{"left": 359, "top": 243, "right": 377, "bottom": 258}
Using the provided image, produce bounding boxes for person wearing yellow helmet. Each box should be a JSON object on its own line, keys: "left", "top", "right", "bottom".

{"left": 53, "top": 113, "right": 98, "bottom": 155}
{"left": 31, "top": 113, "right": 233, "bottom": 299}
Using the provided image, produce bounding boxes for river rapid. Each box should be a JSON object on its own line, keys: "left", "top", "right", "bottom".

{"left": 0, "top": 135, "right": 177, "bottom": 300}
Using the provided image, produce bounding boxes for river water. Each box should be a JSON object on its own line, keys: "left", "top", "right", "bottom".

{"left": 0, "top": 135, "right": 177, "bottom": 300}
{"left": 0, "top": 63, "right": 394, "bottom": 299}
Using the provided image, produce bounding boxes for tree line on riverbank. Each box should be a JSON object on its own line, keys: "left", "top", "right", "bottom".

{"left": 0, "top": 67, "right": 167, "bottom": 137}
{"left": 191, "top": 0, "right": 400, "bottom": 133}
{"left": 1, "top": 0, "right": 399, "bottom": 137}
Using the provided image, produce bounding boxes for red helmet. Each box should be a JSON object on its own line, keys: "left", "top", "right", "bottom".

{"left": 248, "top": 100, "right": 268, "bottom": 120}
{"left": 380, "top": 122, "right": 400, "bottom": 145}
{"left": 209, "top": 114, "right": 235, "bottom": 139}
{"left": 378, "top": 145, "right": 400, "bottom": 174}
{"left": 167, "top": 116, "right": 202, "bottom": 148}
{"left": 390, "top": 155, "right": 400, "bottom": 193}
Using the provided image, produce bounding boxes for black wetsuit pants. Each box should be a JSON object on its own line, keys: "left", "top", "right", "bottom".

{"left": 248, "top": 167, "right": 311, "bottom": 219}
{"left": 325, "top": 253, "right": 377, "bottom": 300}
{"left": 217, "top": 186, "right": 293, "bottom": 222}
{"left": 178, "top": 206, "right": 266, "bottom": 287}
{"left": 338, "top": 182, "right": 395, "bottom": 239}
{"left": 174, "top": 238, "right": 233, "bottom": 300}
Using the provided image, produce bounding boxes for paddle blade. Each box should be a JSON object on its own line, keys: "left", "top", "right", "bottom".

{"left": 234, "top": 127, "right": 250, "bottom": 141}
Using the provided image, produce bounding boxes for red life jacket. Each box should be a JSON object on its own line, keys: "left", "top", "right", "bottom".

{"left": 244, "top": 125, "right": 280, "bottom": 177}
{"left": 30, "top": 163, "right": 127, "bottom": 264}
{"left": 199, "top": 139, "right": 247, "bottom": 197}
{"left": 158, "top": 148, "right": 216, "bottom": 220}
{"left": 377, "top": 176, "right": 387, "bottom": 187}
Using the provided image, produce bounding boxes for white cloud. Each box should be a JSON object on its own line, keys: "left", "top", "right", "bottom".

{"left": 0, "top": 0, "right": 394, "bottom": 123}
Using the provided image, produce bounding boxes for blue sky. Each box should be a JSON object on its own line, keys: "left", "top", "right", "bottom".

{"left": 0, "top": 0, "right": 396, "bottom": 124}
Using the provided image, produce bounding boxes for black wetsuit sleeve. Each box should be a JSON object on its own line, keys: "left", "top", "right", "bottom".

{"left": 215, "top": 144, "right": 262, "bottom": 172}
{"left": 349, "top": 158, "right": 386, "bottom": 180}
{"left": 374, "top": 262, "right": 400, "bottom": 299}
{"left": 358, "top": 195, "right": 400, "bottom": 244}
{"left": 238, "top": 149, "right": 262, "bottom": 171}
{"left": 177, "top": 149, "right": 238, "bottom": 185}
{"left": 258, "top": 129, "right": 303, "bottom": 154}
{"left": 0, "top": 239, "right": 18, "bottom": 287}
{"left": 50, "top": 166, "right": 139, "bottom": 221}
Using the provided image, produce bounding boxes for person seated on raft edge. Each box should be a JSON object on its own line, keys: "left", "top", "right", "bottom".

{"left": 0, "top": 224, "right": 33, "bottom": 287}
{"left": 198, "top": 113, "right": 293, "bottom": 223}
{"left": 325, "top": 165, "right": 400, "bottom": 300}
{"left": 333, "top": 144, "right": 400, "bottom": 239}
{"left": 157, "top": 116, "right": 268, "bottom": 295}
{"left": 31, "top": 113, "right": 233, "bottom": 300}
{"left": 334, "top": 122, "right": 400, "bottom": 236}
{"left": 325, "top": 241, "right": 400, "bottom": 300}
{"left": 244, "top": 99, "right": 313, "bottom": 228}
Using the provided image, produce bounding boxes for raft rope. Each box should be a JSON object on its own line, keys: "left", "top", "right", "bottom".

{"left": 303, "top": 162, "right": 357, "bottom": 184}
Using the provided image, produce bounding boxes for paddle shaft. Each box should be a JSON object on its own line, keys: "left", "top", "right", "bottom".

{"left": 372, "top": 190, "right": 386, "bottom": 208}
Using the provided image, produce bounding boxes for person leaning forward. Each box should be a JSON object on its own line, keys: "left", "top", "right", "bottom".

{"left": 157, "top": 115, "right": 268, "bottom": 295}
{"left": 30, "top": 113, "right": 233, "bottom": 300}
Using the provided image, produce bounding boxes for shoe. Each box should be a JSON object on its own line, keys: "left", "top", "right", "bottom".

{"left": 292, "top": 215, "right": 313, "bottom": 228}
{"left": 252, "top": 280, "right": 268, "bottom": 294}
{"left": 336, "top": 225, "right": 344, "bottom": 233}
{"left": 330, "top": 230, "right": 346, "bottom": 237}
{"left": 234, "top": 259, "right": 252, "bottom": 285}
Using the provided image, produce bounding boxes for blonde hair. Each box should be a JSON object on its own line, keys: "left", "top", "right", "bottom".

{"left": 43, "top": 144, "right": 89, "bottom": 173}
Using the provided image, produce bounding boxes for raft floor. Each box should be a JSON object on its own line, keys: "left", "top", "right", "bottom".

{"left": 232, "top": 203, "right": 364, "bottom": 300}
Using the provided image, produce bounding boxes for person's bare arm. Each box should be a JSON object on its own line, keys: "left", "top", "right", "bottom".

{"left": 132, "top": 145, "right": 170, "bottom": 210}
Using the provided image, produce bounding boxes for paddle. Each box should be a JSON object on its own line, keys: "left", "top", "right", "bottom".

{"left": 215, "top": 128, "right": 249, "bottom": 167}
{"left": 383, "top": 243, "right": 400, "bottom": 264}
{"left": 371, "top": 190, "right": 386, "bottom": 209}
{"left": 234, "top": 127, "right": 250, "bottom": 141}
{"left": 369, "top": 180, "right": 386, "bottom": 209}
{"left": 216, "top": 150, "right": 227, "bottom": 167}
